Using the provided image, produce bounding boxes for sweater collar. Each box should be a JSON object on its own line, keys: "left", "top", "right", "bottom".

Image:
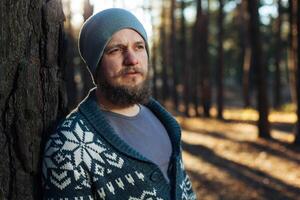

{"left": 78, "top": 88, "right": 181, "bottom": 161}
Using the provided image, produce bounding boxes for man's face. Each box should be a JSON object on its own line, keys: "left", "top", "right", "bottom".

{"left": 96, "top": 28, "right": 151, "bottom": 106}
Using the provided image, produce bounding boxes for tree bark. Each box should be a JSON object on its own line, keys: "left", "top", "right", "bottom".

{"left": 0, "top": 0, "right": 67, "bottom": 199}
{"left": 247, "top": 0, "right": 271, "bottom": 138}
{"left": 216, "top": 0, "right": 224, "bottom": 119}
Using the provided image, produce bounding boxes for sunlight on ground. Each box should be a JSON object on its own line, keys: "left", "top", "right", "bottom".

{"left": 179, "top": 114, "right": 300, "bottom": 200}
{"left": 209, "top": 107, "right": 297, "bottom": 123}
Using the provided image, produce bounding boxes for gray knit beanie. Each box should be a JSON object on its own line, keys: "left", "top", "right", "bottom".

{"left": 78, "top": 8, "right": 149, "bottom": 79}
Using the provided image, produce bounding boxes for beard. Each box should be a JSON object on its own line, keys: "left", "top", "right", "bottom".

{"left": 97, "top": 68, "right": 152, "bottom": 107}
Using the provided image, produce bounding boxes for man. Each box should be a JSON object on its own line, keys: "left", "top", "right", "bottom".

{"left": 42, "top": 8, "right": 196, "bottom": 200}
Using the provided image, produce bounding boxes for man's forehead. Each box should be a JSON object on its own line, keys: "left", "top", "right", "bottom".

{"left": 107, "top": 29, "right": 145, "bottom": 45}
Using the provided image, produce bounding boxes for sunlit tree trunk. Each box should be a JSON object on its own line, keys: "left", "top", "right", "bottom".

{"left": 83, "top": 0, "right": 93, "bottom": 20}
{"left": 216, "top": 0, "right": 224, "bottom": 119}
{"left": 247, "top": 0, "right": 270, "bottom": 138}
{"left": 239, "top": 0, "right": 252, "bottom": 108}
{"left": 0, "top": 0, "right": 67, "bottom": 199}
{"left": 243, "top": 47, "right": 252, "bottom": 107}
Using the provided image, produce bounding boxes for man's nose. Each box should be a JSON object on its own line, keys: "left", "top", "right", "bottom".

{"left": 124, "top": 50, "right": 138, "bottom": 66}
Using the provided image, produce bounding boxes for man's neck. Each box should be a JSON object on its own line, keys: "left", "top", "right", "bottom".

{"left": 96, "top": 89, "right": 140, "bottom": 117}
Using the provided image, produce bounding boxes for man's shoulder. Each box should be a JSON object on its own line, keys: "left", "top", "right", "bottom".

{"left": 45, "top": 109, "right": 94, "bottom": 149}
{"left": 56, "top": 108, "right": 85, "bottom": 131}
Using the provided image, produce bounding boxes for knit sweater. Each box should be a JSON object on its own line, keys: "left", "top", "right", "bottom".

{"left": 42, "top": 89, "right": 196, "bottom": 200}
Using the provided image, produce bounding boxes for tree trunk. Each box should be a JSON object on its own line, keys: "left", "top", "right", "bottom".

{"left": 199, "top": 14, "right": 211, "bottom": 117}
{"left": 160, "top": 0, "right": 170, "bottom": 103}
{"left": 243, "top": 47, "right": 252, "bottom": 107}
{"left": 247, "top": 0, "right": 271, "bottom": 138}
{"left": 288, "top": 0, "right": 297, "bottom": 104}
{"left": 239, "top": 0, "right": 252, "bottom": 108}
{"left": 273, "top": 0, "right": 283, "bottom": 109}
{"left": 294, "top": 0, "right": 300, "bottom": 144}
{"left": 192, "top": 0, "right": 203, "bottom": 116}
{"left": 181, "top": 0, "right": 190, "bottom": 116}
{"left": 170, "top": 0, "right": 179, "bottom": 110}
{"left": 83, "top": 0, "right": 94, "bottom": 21}
{"left": 0, "top": 0, "right": 67, "bottom": 199}
{"left": 152, "top": 39, "right": 159, "bottom": 99}
{"left": 216, "top": 0, "right": 224, "bottom": 119}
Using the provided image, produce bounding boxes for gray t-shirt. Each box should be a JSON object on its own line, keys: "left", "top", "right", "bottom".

{"left": 102, "top": 105, "right": 172, "bottom": 182}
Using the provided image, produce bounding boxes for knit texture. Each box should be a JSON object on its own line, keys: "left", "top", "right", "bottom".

{"left": 42, "top": 89, "right": 196, "bottom": 200}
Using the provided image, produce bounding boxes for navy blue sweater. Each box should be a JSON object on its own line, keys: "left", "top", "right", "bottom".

{"left": 42, "top": 89, "right": 196, "bottom": 200}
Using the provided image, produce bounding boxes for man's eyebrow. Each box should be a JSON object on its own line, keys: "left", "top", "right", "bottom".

{"left": 105, "top": 40, "right": 145, "bottom": 51}
{"left": 104, "top": 43, "right": 125, "bottom": 52}
{"left": 135, "top": 40, "right": 145, "bottom": 45}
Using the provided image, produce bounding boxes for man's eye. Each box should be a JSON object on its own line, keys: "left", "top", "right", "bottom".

{"left": 108, "top": 48, "right": 121, "bottom": 54}
{"left": 137, "top": 45, "right": 145, "bottom": 50}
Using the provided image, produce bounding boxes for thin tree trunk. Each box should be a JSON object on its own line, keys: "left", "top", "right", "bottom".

{"left": 170, "top": 0, "right": 179, "bottom": 110}
{"left": 247, "top": 0, "right": 270, "bottom": 138}
{"left": 152, "top": 40, "right": 158, "bottom": 99}
{"left": 274, "top": 0, "right": 283, "bottom": 108}
{"left": 192, "top": 0, "right": 202, "bottom": 116}
{"left": 216, "top": 0, "right": 224, "bottom": 119}
{"left": 199, "top": 14, "right": 211, "bottom": 117}
{"left": 294, "top": 0, "right": 300, "bottom": 144}
{"left": 160, "top": 0, "right": 169, "bottom": 103}
{"left": 288, "top": 0, "right": 297, "bottom": 104}
{"left": 83, "top": 0, "right": 94, "bottom": 21}
{"left": 239, "top": 0, "right": 252, "bottom": 108}
{"left": 181, "top": 0, "right": 190, "bottom": 116}
{"left": 243, "top": 47, "right": 252, "bottom": 107}
{"left": 0, "top": 0, "right": 67, "bottom": 199}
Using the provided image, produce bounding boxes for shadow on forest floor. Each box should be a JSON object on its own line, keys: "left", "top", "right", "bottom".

{"left": 223, "top": 118, "right": 295, "bottom": 134}
{"left": 179, "top": 117, "right": 300, "bottom": 200}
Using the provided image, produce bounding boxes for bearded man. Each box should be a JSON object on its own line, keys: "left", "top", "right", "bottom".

{"left": 42, "top": 8, "right": 196, "bottom": 200}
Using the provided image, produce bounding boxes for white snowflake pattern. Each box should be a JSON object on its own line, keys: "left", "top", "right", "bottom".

{"left": 61, "top": 122, "right": 107, "bottom": 170}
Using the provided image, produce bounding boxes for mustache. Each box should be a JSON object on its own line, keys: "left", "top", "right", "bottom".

{"left": 116, "top": 67, "right": 145, "bottom": 76}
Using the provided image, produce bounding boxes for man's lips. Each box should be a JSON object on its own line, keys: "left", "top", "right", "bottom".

{"left": 123, "top": 71, "right": 142, "bottom": 76}
{"left": 115, "top": 68, "right": 145, "bottom": 78}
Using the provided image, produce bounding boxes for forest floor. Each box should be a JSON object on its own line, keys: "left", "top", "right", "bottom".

{"left": 178, "top": 108, "right": 300, "bottom": 200}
